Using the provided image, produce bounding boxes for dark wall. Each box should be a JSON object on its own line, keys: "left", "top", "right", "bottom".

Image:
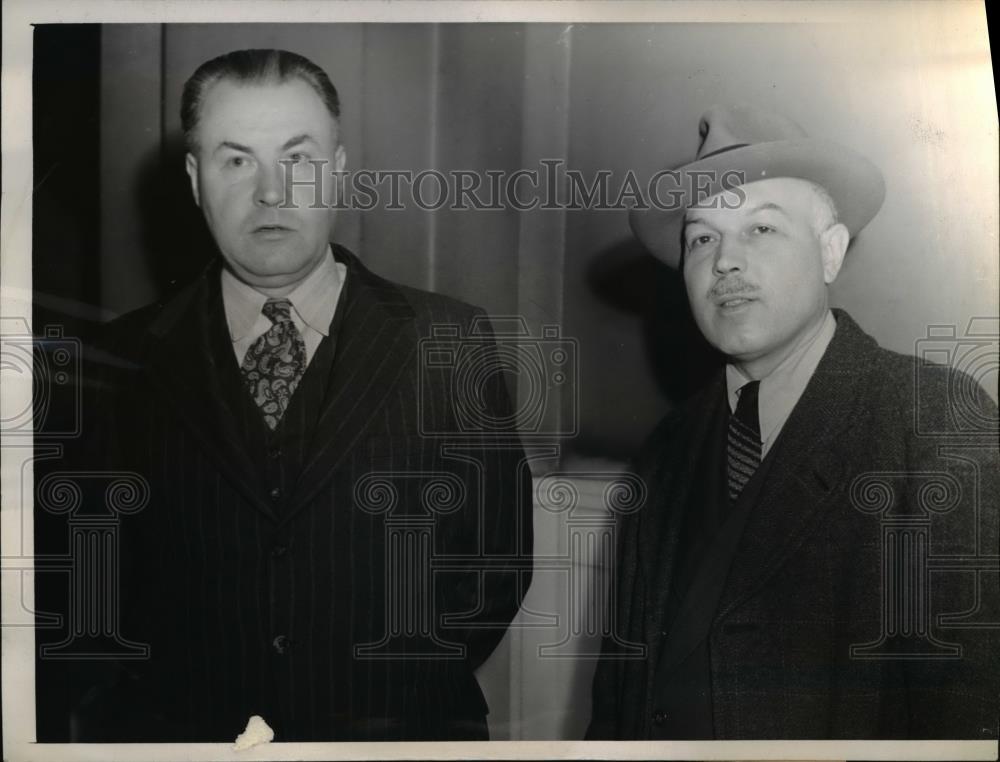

{"left": 32, "top": 24, "right": 102, "bottom": 333}
{"left": 32, "top": 24, "right": 103, "bottom": 743}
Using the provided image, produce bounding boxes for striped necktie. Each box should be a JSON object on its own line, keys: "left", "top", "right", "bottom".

{"left": 727, "top": 380, "right": 761, "bottom": 503}
{"left": 240, "top": 298, "right": 307, "bottom": 430}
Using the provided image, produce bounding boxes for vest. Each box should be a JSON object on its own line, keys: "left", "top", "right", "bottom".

{"left": 203, "top": 278, "right": 345, "bottom": 514}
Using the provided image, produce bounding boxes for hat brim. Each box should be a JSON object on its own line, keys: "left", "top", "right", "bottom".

{"left": 629, "top": 138, "right": 886, "bottom": 268}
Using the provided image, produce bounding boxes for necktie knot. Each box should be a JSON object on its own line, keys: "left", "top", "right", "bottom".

{"left": 734, "top": 380, "right": 760, "bottom": 432}
{"left": 728, "top": 379, "right": 762, "bottom": 504}
{"left": 262, "top": 298, "right": 294, "bottom": 325}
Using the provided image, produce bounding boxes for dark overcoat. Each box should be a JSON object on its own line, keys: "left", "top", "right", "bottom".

{"left": 588, "top": 310, "right": 999, "bottom": 739}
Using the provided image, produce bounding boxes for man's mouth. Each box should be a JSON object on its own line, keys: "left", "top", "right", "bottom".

{"left": 710, "top": 280, "right": 759, "bottom": 310}
{"left": 252, "top": 224, "right": 296, "bottom": 240}
{"left": 717, "top": 295, "right": 755, "bottom": 309}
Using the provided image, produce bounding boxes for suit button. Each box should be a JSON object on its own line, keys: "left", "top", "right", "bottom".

{"left": 272, "top": 635, "right": 290, "bottom": 654}
{"left": 271, "top": 544, "right": 287, "bottom": 558}
{"left": 269, "top": 487, "right": 281, "bottom": 500}
{"left": 652, "top": 711, "right": 667, "bottom": 725}
{"left": 268, "top": 447, "right": 282, "bottom": 460}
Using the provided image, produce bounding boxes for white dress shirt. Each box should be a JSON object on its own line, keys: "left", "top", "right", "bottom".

{"left": 221, "top": 245, "right": 347, "bottom": 368}
{"left": 725, "top": 310, "right": 837, "bottom": 457}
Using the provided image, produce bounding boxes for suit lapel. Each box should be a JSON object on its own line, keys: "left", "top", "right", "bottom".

{"left": 713, "top": 310, "right": 879, "bottom": 622}
{"left": 653, "top": 394, "right": 740, "bottom": 674}
{"left": 143, "top": 265, "right": 276, "bottom": 521}
{"left": 284, "top": 248, "right": 417, "bottom": 521}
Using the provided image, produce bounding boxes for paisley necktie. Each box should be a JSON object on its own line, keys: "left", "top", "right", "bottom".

{"left": 240, "top": 298, "right": 306, "bottom": 430}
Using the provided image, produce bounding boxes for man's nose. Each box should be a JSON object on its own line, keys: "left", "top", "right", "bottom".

{"left": 254, "top": 164, "right": 284, "bottom": 208}
{"left": 713, "top": 234, "right": 746, "bottom": 274}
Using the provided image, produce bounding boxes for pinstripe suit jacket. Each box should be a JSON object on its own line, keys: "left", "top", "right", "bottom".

{"left": 588, "top": 310, "right": 999, "bottom": 739}
{"left": 78, "top": 246, "right": 532, "bottom": 741}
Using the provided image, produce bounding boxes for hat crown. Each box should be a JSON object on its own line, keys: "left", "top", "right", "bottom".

{"left": 629, "top": 103, "right": 886, "bottom": 267}
{"left": 696, "top": 103, "right": 808, "bottom": 159}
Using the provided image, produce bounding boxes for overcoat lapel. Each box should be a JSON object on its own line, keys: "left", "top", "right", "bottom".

{"left": 142, "top": 264, "right": 277, "bottom": 521}
{"left": 285, "top": 248, "right": 417, "bottom": 521}
{"left": 712, "top": 310, "right": 877, "bottom": 622}
{"left": 640, "top": 376, "right": 728, "bottom": 654}
{"left": 654, "top": 397, "right": 747, "bottom": 675}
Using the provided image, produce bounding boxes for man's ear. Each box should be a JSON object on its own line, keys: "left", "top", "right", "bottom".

{"left": 819, "top": 222, "right": 849, "bottom": 284}
{"left": 185, "top": 152, "right": 201, "bottom": 207}
{"left": 328, "top": 144, "right": 347, "bottom": 207}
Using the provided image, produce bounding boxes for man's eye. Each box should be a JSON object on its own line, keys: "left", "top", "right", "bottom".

{"left": 752, "top": 224, "right": 775, "bottom": 235}
{"left": 688, "top": 234, "right": 713, "bottom": 249}
{"left": 227, "top": 156, "right": 249, "bottom": 168}
{"left": 289, "top": 152, "right": 310, "bottom": 163}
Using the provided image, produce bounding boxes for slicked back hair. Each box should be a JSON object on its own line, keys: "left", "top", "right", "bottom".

{"left": 181, "top": 48, "right": 341, "bottom": 153}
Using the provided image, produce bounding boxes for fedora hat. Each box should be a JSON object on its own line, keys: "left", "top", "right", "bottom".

{"left": 629, "top": 103, "right": 885, "bottom": 268}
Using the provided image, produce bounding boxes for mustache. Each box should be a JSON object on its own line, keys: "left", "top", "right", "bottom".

{"left": 708, "top": 277, "right": 759, "bottom": 299}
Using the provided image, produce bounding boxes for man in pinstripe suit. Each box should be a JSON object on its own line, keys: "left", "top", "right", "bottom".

{"left": 75, "top": 49, "right": 532, "bottom": 742}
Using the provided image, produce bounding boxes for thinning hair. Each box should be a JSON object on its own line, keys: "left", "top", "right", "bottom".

{"left": 181, "top": 49, "right": 341, "bottom": 152}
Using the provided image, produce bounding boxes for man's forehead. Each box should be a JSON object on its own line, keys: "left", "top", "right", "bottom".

{"left": 197, "top": 77, "right": 335, "bottom": 137}
{"left": 684, "top": 177, "right": 816, "bottom": 225}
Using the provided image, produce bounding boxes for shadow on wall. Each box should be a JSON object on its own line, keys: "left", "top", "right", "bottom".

{"left": 135, "top": 134, "right": 217, "bottom": 301}
{"left": 586, "top": 237, "right": 722, "bottom": 408}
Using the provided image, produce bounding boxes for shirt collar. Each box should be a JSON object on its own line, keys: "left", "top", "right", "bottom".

{"left": 283, "top": 246, "right": 341, "bottom": 337}
{"left": 725, "top": 310, "right": 837, "bottom": 443}
{"left": 220, "top": 245, "right": 341, "bottom": 340}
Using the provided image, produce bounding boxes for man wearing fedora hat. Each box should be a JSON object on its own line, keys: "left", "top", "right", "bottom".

{"left": 587, "top": 104, "right": 999, "bottom": 739}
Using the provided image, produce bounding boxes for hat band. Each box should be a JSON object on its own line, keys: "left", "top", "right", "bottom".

{"left": 695, "top": 142, "right": 751, "bottom": 160}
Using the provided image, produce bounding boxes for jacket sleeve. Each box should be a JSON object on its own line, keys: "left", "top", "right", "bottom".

{"left": 53, "top": 314, "right": 157, "bottom": 739}
{"left": 428, "top": 308, "right": 534, "bottom": 672}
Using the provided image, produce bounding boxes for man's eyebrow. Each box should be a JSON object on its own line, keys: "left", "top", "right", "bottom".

{"left": 281, "top": 134, "right": 318, "bottom": 151}
{"left": 683, "top": 202, "right": 788, "bottom": 230}
{"left": 214, "top": 140, "right": 253, "bottom": 155}
{"left": 211, "top": 135, "right": 319, "bottom": 155}
{"left": 747, "top": 201, "right": 790, "bottom": 217}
